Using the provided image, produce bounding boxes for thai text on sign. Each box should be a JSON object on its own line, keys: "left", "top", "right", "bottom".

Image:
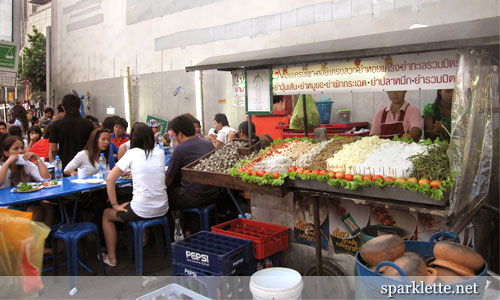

{"left": 272, "top": 50, "right": 459, "bottom": 95}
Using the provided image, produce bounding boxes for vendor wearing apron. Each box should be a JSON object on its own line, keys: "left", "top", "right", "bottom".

{"left": 370, "top": 91, "right": 423, "bottom": 142}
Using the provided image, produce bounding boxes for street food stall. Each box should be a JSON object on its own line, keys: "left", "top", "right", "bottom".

{"left": 182, "top": 43, "right": 499, "bottom": 300}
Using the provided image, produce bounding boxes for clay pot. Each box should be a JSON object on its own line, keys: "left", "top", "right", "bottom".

{"left": 360, "top": 234, "right": 405, "bottom": 266}
{"left": 382, "top": 253, "right": 427, "bottom": 281}
{"left": 369, "top": 265, "right": 388, "bottom": 273}
{"left": 430, "top": 241, "right": 484, "bottom": 276}
{"left": 425, "top": 267, "right": 438, "bottom": 285}
{"left": 434, "top": 266, "right": 463, "bottom": 284}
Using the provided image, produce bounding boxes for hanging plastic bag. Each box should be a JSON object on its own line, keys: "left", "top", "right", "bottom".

{"left": 0, "top": 208, "right": 50, "bottom": 299}
{"left": 289, "top": 94, "right": 321, "bottom": 130}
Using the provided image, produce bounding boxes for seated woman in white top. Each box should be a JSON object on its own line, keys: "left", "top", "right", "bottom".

{"left": 0, "top": 136, "right": 50, "bottom": 188}
{"left": 64, "top": 127, "right": 111, "bottom": 176}
{"left": 102, "top": 123, "right": 168, "bottom": 266}
{"left": 0, "top": 136, "right": 52, "bottom": 225}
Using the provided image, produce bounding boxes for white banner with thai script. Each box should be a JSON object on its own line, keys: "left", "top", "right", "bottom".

{"left": 231, "top": 70, "right": 245, "bottom": 98}
{"left": 272, "top": 50, "right": 459, "bottom": 95}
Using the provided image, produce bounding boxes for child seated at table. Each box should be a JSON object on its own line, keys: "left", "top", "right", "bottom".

{"left": 0, "top": 136, "right": 52, "bottom": 225}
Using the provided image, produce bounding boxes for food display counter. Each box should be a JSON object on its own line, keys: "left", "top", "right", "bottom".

{"left": 181, "top": 122, "right": 494, "bottom": 275}
{"left": 182, "top": 49, "right": 498, "bottom": 277}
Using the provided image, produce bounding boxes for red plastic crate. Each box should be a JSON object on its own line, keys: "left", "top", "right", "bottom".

{"left": 211, "top": 219, "right": 289, "bottom": 259}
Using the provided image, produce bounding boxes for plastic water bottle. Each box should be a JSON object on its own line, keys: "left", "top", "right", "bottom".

{"left": 169, "top": 136, "right": 175, "bottom": 154}
{"left": 159, "top": 141, "right": 164, "bottom": 151}
{"left": 238, "top": 213, "right": 252, "bottom": 219}
{"left": 98, "top": 153, "right": 106, "bottom": 179}
{"left": 54, "top": 155, "right": 63, "bottom": 181}
{"left": 174, "top": 219, "right": 184, "bottom": 242}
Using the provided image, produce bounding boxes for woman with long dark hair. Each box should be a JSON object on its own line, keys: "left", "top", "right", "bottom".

{"left": 101, "top": 124, "right": 168, "bottom": 266}
{"left": 423, "top": 89, "right": 453, "bottom": 141}
{"left": 28, "top": 125, "right": 51, "bottom": 159}
{"left": 64, "top": 127, "right": 111, "bottom": 176}
{"left": 26, "top": 110, "right": 34, "bottom": 127}
{"left": 10, "top": 105, "right": 29, "bottom": 136}
{"left": 27, "top": 126, "right": 42, "bottom": 149}
{"left": 0, "top": 136, "right": 53, "bottom": 226}
{"left": 63, "top": 127, "right": 113, "bottom": 246}
{"left": 0, "top": 136, "right": 50, "bottom": 187}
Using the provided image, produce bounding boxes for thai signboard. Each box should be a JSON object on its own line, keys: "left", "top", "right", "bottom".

{"left": 0, "top": 41, "right": 18, "bottom": 72}
{"left": 245, "top": 68, "right": 273, "bottom": 114}
{"left": 272, "top": 50, "right": 459, "bottom": 95}
{"left": 232, "top": 70, "right": 245, "bottom": 98}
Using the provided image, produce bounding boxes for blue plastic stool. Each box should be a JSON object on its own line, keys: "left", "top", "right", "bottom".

{"left": 183, "top": 203, "right": 217, "bottom": 232}
{"left": 53, "top": 222, "right": 106, "bottom": 294}
{"left": 127, "top": 215, "right": 172, "bottom": 275}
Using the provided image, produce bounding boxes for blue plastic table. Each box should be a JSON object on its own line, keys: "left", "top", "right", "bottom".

{"left": 0, "top": 176, "right": 131, "bottom": 207}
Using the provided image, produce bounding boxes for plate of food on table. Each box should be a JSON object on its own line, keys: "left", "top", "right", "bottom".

{"left": 40, "top": 179, "right": 61, "bottom": 188}
{"left": 10, "top": 182, "right": 43, "bottom": 193}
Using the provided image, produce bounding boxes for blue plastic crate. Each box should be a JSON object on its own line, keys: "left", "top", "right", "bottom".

{"left": 171, "top": 231, "right": 252, "bottom": 275}
{"left": 172, "top": 262, "right": 250, "bottom": 299}
{"left": 172, "top": 260, "right": 251, "bottom": 276}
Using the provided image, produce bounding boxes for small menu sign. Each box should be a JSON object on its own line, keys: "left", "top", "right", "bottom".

{"left": 245, "top": 69, "right": 272, "bottom": 114}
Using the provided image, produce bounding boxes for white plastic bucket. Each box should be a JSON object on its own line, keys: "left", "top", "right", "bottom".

{"left": 249, "top": 267, "right": 303, "bottom": 300}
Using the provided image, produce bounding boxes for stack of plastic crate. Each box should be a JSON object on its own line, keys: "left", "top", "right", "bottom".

{"left": 171, "top": 231, "right": 253, "bottom": 299}
{"left": 211, "top": 218, "right": 290, "bottom": 272}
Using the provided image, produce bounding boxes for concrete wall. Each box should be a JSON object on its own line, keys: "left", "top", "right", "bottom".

{"left": 51, "top": 0, "right": 499, "bottom": 82}
{"left": 52, "top": 69, "right": 246, "bottom": 131}
{"left": 27, "top": 2, "right": 51, "bottom": 38}
{"left": 54, "top": 76, "right": 124, "bottom": 121}
{"left": 49, "top": 0, "right": 499, "bottom": 130}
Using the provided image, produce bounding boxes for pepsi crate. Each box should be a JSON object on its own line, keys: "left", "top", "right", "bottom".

{"left": 171, "top": 231, "right": 252, "bottom": 275}
{"left": 173, "top": 262, "right": 250, "bottom": 299}
{"left": 172, "top": 260, "right": 251, "bottom": 276}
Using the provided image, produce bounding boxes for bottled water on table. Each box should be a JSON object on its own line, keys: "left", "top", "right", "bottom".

{"left": 54, "top": 155, "right": 63, "bottom": 181}
{"left": 169, "top": 136, "right": 175, "bottom": 154}
{"left": 98, "top": 153, "right": 106, "bottom": 179}
{"left": 173, "top": 218, "right": 184, "bottom": 241}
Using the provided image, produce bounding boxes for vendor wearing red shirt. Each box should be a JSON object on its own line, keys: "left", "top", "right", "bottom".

{"left": 370, "top": 91, "right": 423, "bottom": 142}
{"left": 110, "top": 117, "right": 130, "bottom": 148}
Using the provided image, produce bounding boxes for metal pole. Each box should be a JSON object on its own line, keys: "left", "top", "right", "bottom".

{"left": 2, "top": 86, "right": 6, "bottom": 120}
{"left": 200, "top": 71, "right": 205, "bottom": 134}
{"left": 46, "top": 25, "right": 51, "bottom": 108}
{"left": 313, "top": 195, "right": 322, "bottom": 275}
{"left": 248, "top": 114, "right": 252, "bottom": 146}
{"left": 126, "top": 67, "right": 133, "bottom": 123}
{"left": 301, "top": 94, "right": 308, "bottom": 138}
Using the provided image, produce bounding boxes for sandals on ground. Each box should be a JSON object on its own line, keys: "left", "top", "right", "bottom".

{"left": 98, "top": 253, "right": 117, "bottom": 267}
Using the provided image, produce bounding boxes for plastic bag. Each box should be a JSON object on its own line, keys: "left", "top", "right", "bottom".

{"left": 289, "top": 94, "right": 321, "bottom": 130}
{"left": 447, "top": 49, "right": 497, "bottom": 233}
{"left": 0, "top": 208, "right": 50, "bottom": 299}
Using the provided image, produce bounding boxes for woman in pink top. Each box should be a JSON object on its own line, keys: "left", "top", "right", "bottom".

{"left": 369, "top": 91, "right": 423, "bottom": 142}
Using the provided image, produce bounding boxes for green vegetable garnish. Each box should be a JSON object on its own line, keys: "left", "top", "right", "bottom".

{"left": 17, "top": 182, "right": 34, "bottom": 192}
